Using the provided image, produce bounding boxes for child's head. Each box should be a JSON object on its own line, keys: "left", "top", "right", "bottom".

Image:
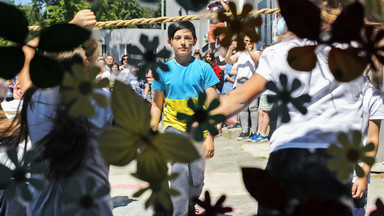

{"left": 168, "top": 21, "right": 196, "bottom": 41}
{"left": 204, "top": 51, "right": 216, "bottom": 67}
{"left": 167, "top": 21, "right": 197, "bottom": 57}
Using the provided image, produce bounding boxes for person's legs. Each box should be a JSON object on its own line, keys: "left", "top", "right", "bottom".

{"left": 239, "top": 107, "right": 250, "bottom": 133}
{"left": 257, "top": 109, "right": 269, "bottom": 135}
{"left": 208, "top": 24, "right": 217, "bottom": 53}
{"left": 249, "top": 98, "right": 259, "bottom": 134}
{"left": 258, "top": 148, "right": 353, "bottom": 215}
{"left": 352, "top": 188, "right": 367, "bottom": 216}
{"left": 170, "top": 162, "right": 190, "bottom": 216}
{"left": 188, "top": 158, "right": 205, "bottom": 213}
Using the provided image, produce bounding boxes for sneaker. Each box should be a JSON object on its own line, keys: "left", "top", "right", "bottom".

{"left": 237, "top": 132, "right": 249, "bottom": 141}
{"left": 251, "top": 134, "right": 268, "bottom": 143}
{"left": 247, "top": 132, "right": 259, "bottom": 142}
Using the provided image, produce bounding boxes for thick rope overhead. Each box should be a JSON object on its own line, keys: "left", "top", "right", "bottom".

{"left": 27, "top": 7, "right": 382, "bottom": 31}
{"left": 27, "top": 8, "right": 281, "bottom": 31}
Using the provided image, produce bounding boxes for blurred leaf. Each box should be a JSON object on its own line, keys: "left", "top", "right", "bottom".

{"left": 176, "top": 0, "right": 209, "bottom": 11}
{"left": 365, "top": 0, "right": 383, "bottom": 17}
{"left": 328, "top": 48, "right": 366, "bottom": 82}
{"left": 38, "top": 24, "right": 91, "bottom": 52}
{"left": 29, "top": 53, "right": 65, "bottom": 88}
{"left": 136, "top": 145, "right": 168, "bottom": 183}
{"left": 153, "top": 133, "right": 200, "bottom": 163}
{"left": 112, "top": 81, "right": 150, "bottom": 133}
{"left": 0, "top": 2, "right": 29, "bottom": 44}
{"left": 242, "top": 167, "right": 288, "bottom": 212}
{"left": 370, "top": 198, "right": 384, "bottom": 216}
{"left": 331, "top": 2, "right": 364, "bottom": 43}
{"left": 287, "top": 45, "right": 317, "bottom": 71}
{"left": 99, "top": 127, "right": 139, "bottom": 166}
{"left": 278, "top": 0, "right": 321, "bottom": 41}
{"left": 0, "top": 46, "right": 24, "bottom": 79}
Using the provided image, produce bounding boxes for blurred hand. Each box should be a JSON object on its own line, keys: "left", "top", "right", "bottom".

{"left": 70, "top": 9, "right": 97, "bottom": 29}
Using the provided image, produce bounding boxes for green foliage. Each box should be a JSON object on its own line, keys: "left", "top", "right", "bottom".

{"left": 22, "top": 0, "right": 162, "bottom": 28}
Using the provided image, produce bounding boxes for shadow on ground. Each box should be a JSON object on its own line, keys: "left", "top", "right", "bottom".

{"left": 112, "top": 196, "right": 136, "bottom": 208}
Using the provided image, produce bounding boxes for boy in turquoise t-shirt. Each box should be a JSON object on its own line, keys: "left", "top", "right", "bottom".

{"left": 150, "top": 21, "right": 219, "bottom": 216}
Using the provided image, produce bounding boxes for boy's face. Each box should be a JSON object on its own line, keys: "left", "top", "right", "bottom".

{"left": 168, "top": 29, "right": 197, "bottom": 57}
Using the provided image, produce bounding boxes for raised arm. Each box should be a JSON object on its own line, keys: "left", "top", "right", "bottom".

{"left": 225, "top": 44, "right": 239, "bottom": 65}
{"left": 220, "top": 0, "right": 230, "bottom": 11}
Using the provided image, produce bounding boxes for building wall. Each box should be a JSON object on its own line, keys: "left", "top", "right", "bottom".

{"left": 93, "top": 28, "right": 170, "bottom": 63}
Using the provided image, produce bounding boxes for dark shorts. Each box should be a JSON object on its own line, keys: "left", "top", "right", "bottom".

{"left": 259, "top": 148, "right": 352, "bottom": 215}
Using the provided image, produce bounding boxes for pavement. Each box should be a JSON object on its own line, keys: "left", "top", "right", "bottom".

{"left": 110, "top": 127, "right": 384, "bottom": 216}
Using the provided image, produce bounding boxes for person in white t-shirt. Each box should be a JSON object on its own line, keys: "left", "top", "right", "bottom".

{"left": 225, "top": 37, "right": 260, "bottom": 141}
{"left": 352, "top": 80, "right": 384, "bottom": 216}
{"left": 214, "top": 37, "right": 367, "bottom": 214}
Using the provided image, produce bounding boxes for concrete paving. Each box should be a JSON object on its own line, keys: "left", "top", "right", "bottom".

{"left": 110, "top": 128, "right": 384, "bottom": 216}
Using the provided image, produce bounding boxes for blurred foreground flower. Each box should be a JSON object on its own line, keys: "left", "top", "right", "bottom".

{"left": 214, "top": 2, "right": 261, "bottom": 51}
{"left": 127, "top": 34, "right": 171, "bottom": 81}
{"left": 177, "top": 93, "right": 226, "bottom": 141}
{"left": 0, "top": 149, "right": 45, "bottom": 202}
{"left": 194, "top": 191, "right": 232, "bottom": 216}
{"left": 62, "top": 177, "right": 110, "bottom": 216}
{"left": 99, "top": 81, "right": 199, "bottom": 209}
{"left": 266, "top": 74, "right": 311, "bottom": 123}
{"left": 279, "top": 0, "right": 367, "bottom": 82}
{"left": 62, "top": 65, "right": 109, "bottom": 117}
{"left": 356, "top": 25, "right": 384, "bottom": 73}
{"left": 327, "top": 131, "right": 375, "bottom": 181}
{"left": 370, "top": 198, "right": 384, "bottom": 216}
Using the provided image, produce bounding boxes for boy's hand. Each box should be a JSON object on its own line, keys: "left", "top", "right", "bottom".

{"left": 352, "top": 177, "right": 367, "bottom": 199}
{"left": 70, "top": 9, "right": 97, "bottom": 29}
{"left": 202, "top": 135, "right": 215, "bottom": 158}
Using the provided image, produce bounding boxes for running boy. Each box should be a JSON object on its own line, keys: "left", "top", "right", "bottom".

{"left": 150, "top": 21, "right": 219, "bottom": 216}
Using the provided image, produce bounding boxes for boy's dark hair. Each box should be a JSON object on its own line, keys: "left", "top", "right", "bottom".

{"left": 168, "top": 21, "right": 196, "bottom": 40}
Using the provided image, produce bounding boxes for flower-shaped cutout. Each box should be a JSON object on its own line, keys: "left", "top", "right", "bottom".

{"left": 62, "top": 64, "right": 109, "bottom": 117}
{"left": 356, "top": 25, "right": 384, "bottom": 73}
{"left": 214, "top": 2, "right": 262, "bottom": 51}
{"left": 193, "top": 191, "right": 232, "bottom": 216}
{"left": 127, "top": 34, "right": 171, "bottom": 81}
{"left": 370, "top": 198, "right": 384, "bottom": 216}
{"left": 280, "top": 0, "right": 367, "bottom": 82}
{"left": 266, "top": 74, "right": 311, "bottom": 123}
{"left": 0, "top": 149, "right": 46, "bottom": 202}
{"left": 132, "top": 173, "right": 179, "bottom": 210}
{"left": 176, "top": 0, "right": 209, "bottom": 11}
{"left": 327, "top": 130, "right": 375, "bottom": 181}
{"left": 177, "top": 93, "right": 226, "bottom": 141}
{"left": 99, "top": 81, "right": 200, "bottom": 209}
{"left": 62, "top": 177, "right": 110, "bottom": 216}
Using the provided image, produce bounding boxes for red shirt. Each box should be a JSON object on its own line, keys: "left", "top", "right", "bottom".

{"left": 212, "top": 65, "right": 221, "bottom": 80}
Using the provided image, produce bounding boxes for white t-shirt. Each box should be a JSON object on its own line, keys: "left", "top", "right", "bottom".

{"left": 256, "top": 38, "right": 366, "bottom": 152}
{"left": 234, "top": 51, "right": 258, "bottom": 86}
{"left": 353, "top": 81, "right": 384, "bottom": 182}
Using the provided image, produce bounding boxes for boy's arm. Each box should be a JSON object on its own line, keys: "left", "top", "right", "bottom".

{"left": 150, "top": 90, "right": 165, "bottom": 131}
{"left": 201, "top": 86, "right": 217, "bottom": 158}
{"left": 352, "top": 119, "right": 381, "bottom": 199}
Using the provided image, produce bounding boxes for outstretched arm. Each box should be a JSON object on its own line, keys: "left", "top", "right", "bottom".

{"left": 352, "top": 119, "right": 381, "bottom": 199}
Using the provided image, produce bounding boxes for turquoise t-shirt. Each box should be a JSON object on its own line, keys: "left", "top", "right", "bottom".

{"left": 152, "top": 57, "right": 219, "bottom": 131}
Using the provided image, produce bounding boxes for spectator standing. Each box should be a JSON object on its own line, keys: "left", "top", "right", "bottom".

{"left": 215, "top": 46, "right": 227, "bottom": 94}
{"left": 193, "top": 49, "right": 202, "bottom": 60}
{"left": 206, "top": 0, "right": 229, "bottom": 53}
{"left": 225, "top": 36, "right": 261, "bottom": 140}
{"left": 204, "top": 51, "right": 222, "bottom": 89}
{"left": 119, "top": 54, "right": 130, "bottom": 71}
{"left": 125, "top": 66, "right": 150, "bottom": 100}
{"left": 249, "top": 45, "right": 274, "bottom": 143}
{"left": 105, "top": 55, "right": 114, "bottom": 71}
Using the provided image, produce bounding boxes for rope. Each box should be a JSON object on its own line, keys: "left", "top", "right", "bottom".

{"left": 27, "top": 8, "right": 281, "bottom": 31}
{"left": 27, "top": 7, "right": 383, "bottom": 31}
